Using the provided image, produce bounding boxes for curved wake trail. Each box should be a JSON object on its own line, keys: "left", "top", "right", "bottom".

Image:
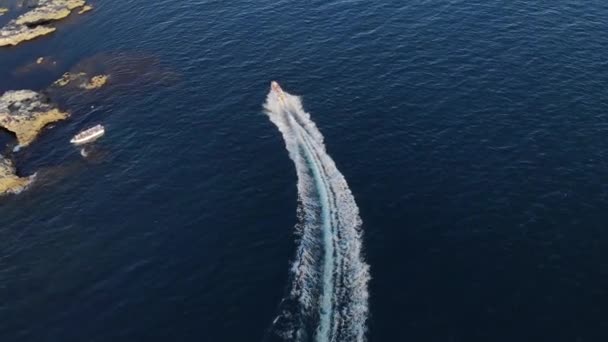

{"left": 264, "top": 85, "right": 370, "bottom": 342}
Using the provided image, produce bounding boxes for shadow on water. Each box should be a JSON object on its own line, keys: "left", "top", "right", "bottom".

{"left": 41, "top": 51, "right": 181, "bottom": 111}
{"left": 5, "top": 49, "right": 181, "bottom": 93}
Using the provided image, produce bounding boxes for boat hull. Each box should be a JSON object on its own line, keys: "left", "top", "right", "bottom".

{"left": 70, "top": 129, "right": 105, "bottom": 145}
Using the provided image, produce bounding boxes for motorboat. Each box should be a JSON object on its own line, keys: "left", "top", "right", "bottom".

{"left": 70, "top": 124, "right": 105, "bottom": 145}
{"left": 271, "top": 81, "right": 287, "bottom": 104}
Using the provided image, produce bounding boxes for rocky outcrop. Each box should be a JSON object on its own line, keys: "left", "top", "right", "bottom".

{"left": 0, "top": 90, "right": 69, "bottom": 147}
{"left": 84, "top": 75, "right": 107, "bottom": 89}
{"left": 52, "top": 71, "right": 83, "bottom": 86}
{"left": 0, "top": 155, "right": 34, "bottom": 196}
{"left": 78, "top": 4, "right": 92, "bottom": 14}
{"left": 53, "top": 72, "right": 108, "bottom": 90}
{"left": 0, "top": 24, "right": 56, "bottom": 47}
{"left": 0, "top": 8, "right": 8, "bottom": 16}
{"left": 15, "top": 0, "right": 85, "bottom": 25}
{"left": 0, "top": 0, "right": 87, "bottom": 47}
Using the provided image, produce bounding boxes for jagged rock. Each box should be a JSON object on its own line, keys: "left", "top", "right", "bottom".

{"left": 0, "top": 90, "right": 69, "bottom": 146}
{"left": 0, "top": 155, "right": 34, "bottom": 196}
{"left": 0, "top": 0, "right": 87, "bottom": 47}
{"left": 15, "top": 0, "right": 84, "bottom": 25}
{"left": 52, "top": 72, "right": 108, "bottom": 90}
{"left": 0, "top": 23, "right": 56, "bottom": 46}
{"left": 53, "top": 71, "right": 84, "bottom": 87}
{"left": 78, "top": 4, "right": 92, "bottom": 14}
{"left": 83, "top": 75, "right": 108, "bottom": 89}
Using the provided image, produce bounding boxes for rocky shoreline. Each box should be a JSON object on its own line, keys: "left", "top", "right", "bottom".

{"left": 0, "top": 0, "right": 108, "bottom": 197}
{"left": 0, "top": 90, "right": 69, "bottom": 147}
{"left": 0, "top": 0, "right": 89, "bottom": 47}
{"left": 0, "top": 67, "right": 111, "bottom": 195}
{"left": 0, "top": 155, "right": 34, "bottom": 196}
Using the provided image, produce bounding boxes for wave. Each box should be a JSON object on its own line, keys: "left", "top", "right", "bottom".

{"left": 264, "top": 85, "right": 370, "bottom": 342}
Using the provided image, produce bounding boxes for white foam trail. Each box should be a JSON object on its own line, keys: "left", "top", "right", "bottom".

{"left": 264, "top": 86, "right": 370, "bottom": 342}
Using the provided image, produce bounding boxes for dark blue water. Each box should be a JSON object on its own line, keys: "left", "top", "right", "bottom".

{"left": 2, "top": 0, "right": 608, "bottom": 341}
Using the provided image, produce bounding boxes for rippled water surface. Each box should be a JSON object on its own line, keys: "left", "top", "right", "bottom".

{"left": 2, "top": 0, "right": 608, "bottom": 341}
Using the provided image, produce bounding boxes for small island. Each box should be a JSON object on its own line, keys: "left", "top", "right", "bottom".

{"left": 0, "top": 0, "right": 89, "bottom": 47}
{"left": 0, "top": 90, "right": 69, "bottom": 147}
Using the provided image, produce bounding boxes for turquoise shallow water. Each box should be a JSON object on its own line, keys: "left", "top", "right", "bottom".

{"left": 2, "top": 1, "right": 608, "bottom": 341}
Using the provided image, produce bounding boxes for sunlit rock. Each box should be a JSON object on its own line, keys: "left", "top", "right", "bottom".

{"left": 78, "top": 4, "right": 92, "bottom": 14}
{"left": 83, "top": 75, "right": 108, "bottom": 89}
{"left": 0, "top": 23, "right": 56, "bottom": 47}
{"left": 53, "top": 71, "right": 84, "bottom": 87}
{"left": 15, "top": 0, "right": 85, "bottom": 24}
{"left": 0, "top": 155, "right": 34, "bottom": 196}
{"left": 52, "top": 72, "right": 108, "bottom": 90}
{"left": 0, "top": 0, "right": 87, "bottom": 47}
{"left": 0, "top": 90, "right": 69, "bottom": 146}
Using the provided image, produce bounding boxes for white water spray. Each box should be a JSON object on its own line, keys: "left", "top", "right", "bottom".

{"left": 264, "top": 84, "right": 370, "bottom": 342}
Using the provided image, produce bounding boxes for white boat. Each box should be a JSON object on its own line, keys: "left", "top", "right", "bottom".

{"left": 70, "top": 124, "right": 105, "bottom": 145}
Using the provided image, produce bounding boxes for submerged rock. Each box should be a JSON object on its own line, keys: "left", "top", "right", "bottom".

{"left": 0, "top": 0, "right": 87, "bottom": 47}
{"left": 0, "top": 90, "right": 69, "bottom": 146}
{"left": 0, "top": 155, "right": 34, "bottom": 196}
{"left": 13, "top": 55, "right": 60, "bottom": 76}
{"left": 0, "top": 7, "right": 8, "bottom": 16}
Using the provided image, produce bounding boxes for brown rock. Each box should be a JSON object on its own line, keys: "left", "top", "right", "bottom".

{"left": 0, "top": 90, "right": 69, "bottom": 147}
{"left": 83, "top": 75, "right": 108, "bottom": 89}
{"left": 53, "top": 72, "right": 108, "bottom": 90}
{"left": 78, "top": 4, "right": 92, "bottom": 14}
{"left": 0, "top": 155, "right": 34, "bottom": 196}
{"left": 0, "top": 0, "right": 88, "bottom": 47}
{"left": 0, "top": 23, "right": 56, "bottom": 47}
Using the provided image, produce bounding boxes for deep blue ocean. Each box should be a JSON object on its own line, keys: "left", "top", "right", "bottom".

{"left": 2, "top": 0, "right": 608, "bottom": 341}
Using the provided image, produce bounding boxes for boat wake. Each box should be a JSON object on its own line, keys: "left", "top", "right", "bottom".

{"left": 264, "top": 83, "right": 370, "bottom": 342}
